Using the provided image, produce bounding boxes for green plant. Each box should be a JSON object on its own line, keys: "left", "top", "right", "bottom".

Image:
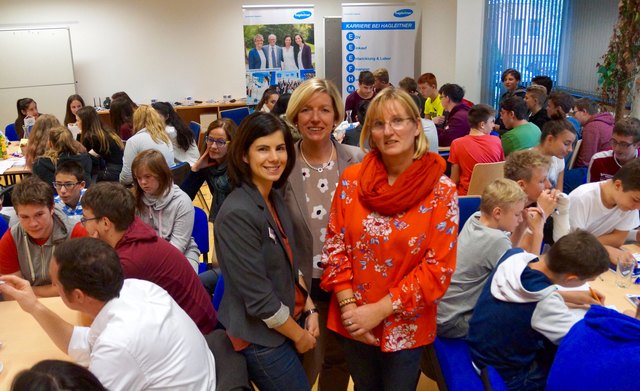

{"left": 597, "top": 0, "right": 640, "bottom": 119}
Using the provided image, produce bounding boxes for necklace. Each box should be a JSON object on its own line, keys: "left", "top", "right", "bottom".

{"left": 300, "top": 142, "right": 335, "bottom": 173}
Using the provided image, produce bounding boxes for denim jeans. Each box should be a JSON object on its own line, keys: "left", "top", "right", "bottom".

{"left": 338, "top": 334, "right": 424, "bottom": 391}
{"left": 241, "top": 340, "right": 311, "bottom": 391}
{"left": 500, "top": 360, "right": 548, "bottom": 391}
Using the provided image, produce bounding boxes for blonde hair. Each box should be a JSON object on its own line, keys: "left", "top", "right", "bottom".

{"left": 27, "top": 114, "right": 61, "bottom": 165}
{"left": 480, "top": 178, "right": 528, "bottom": 215}
{"left": 286, "top": 78, "right": 344, "bottom": 127}
{"left": 44, "top": 126, "right": 82, "bottom": 165}
{"left": 525, "top": 85, "right": 547, "bottom": 105}
{"left": 504, "top": 150, "right": 551, "bottom": 182}
{"left": 360, "top": 88, "right": 429, "bottom": 158}
{"left": 132, "top": 105, "right": 171, "bottom": 145}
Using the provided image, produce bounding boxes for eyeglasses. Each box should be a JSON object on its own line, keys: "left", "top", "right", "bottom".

{"left": 205, "top": 137, "right": 230, "bottom": 148}
{"left": 80, "top": 216, "right": 101, "bottom": 225}
{"left": 52, "top": 182, "right": 81, "bottom": 190}
{"left": 609, "top": 138, "right": 636, "bottom": 149}
{"left": 371, "top": 117, "right": 414, "bottom": 132}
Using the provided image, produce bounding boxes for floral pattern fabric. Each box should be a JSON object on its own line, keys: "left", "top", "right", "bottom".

{"left": 320, "top": 163, "right": 458, "bottom": 352}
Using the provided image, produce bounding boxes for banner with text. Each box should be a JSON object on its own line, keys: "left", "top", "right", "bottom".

{"left": 341, "top": 4, "right": 418, "bottom": 98}
{"left": 243, "top": 6, "right": 316, "bottom": 106}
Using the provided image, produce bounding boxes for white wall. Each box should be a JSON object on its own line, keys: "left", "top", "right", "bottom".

{"left": 0, "top": 0, "right": 483, "bottom": 111}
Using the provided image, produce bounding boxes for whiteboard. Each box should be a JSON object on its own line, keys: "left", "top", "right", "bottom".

{"left": 0, "top": 28, "right": 76, "bottom": 130}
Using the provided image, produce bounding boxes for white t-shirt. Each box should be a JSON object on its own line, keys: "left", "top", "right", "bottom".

{"left": 568, "top": 181, "right": 640, "bottom": 237}
{"left": 68, "top": 279, "right": 216, "bottom": 391}
{"left": 548, "top": 155, "right": 565, "bottom": 189}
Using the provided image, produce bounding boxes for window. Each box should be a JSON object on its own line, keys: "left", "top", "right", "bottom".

{"left": 481, "top": 0, "right": 566, "bottom": 107}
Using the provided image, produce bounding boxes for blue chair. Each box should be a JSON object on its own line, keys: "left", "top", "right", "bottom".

{"left": 193, "top": 206, "right": 209, "bottom": 264}
{"left": 212, "top": 274, "right": 224, "bottom": 311}
{"left": 4, "top": 123, "right": 19, "bottom": 141}
{"left": 0, "top": 216, "right": 8, "bottom": 238}
{"left": 189, "top": 121, "right": 201, "bottom": 143}
{"left": 433, "top": 337, "right": 507, "bottom": 391}
{"left": 220, "top": 107, "right": 250, "bottom": 126}
{"left": 170, "top": 161, "right": 190, "bottom": 187}
{"left": 459, "top": 196, "right": 481, "bottom": 229}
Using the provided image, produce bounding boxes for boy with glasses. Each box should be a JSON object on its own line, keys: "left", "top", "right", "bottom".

{"left": 588, "top": 117, "right": 640, "bottom": 182}
{"left": 53, "top": 160, "right": 86, "bottom": 222}
{"left": 0, "top": 177, "right": 86, "bottom": 297}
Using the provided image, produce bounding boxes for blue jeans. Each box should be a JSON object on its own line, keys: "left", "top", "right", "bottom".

{"left": 500, "top": 360, "right": 547, "bottom": 391}
{"left": 241, "top": 340, "right": 311, "bottom": 391}
{"left": 338, "top": 334, "right": 424, "bottom": 391}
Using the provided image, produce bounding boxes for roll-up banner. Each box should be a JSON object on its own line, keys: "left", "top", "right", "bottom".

{"left": 243, "top": 5, "right": 316, "bottom": 106}
{"left": 341, "top": 3, "right": 418, "bottom": 98}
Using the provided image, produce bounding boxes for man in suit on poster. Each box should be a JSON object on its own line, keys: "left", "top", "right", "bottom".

{"left": 266, "top": 34, "right": 283, "bottom": 69}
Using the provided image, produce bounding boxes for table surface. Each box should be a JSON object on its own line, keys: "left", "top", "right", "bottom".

{"left": 1, "top": 142, "right": 29, "bottom": 175}
{"left": 0, "top": 247, "right": 637, "bottom": 389}
{"left": 0, "top": 298, "right": 84, "bottom": 391}
{"left": 589, "top": 243, "right": 640, "bottom": 313}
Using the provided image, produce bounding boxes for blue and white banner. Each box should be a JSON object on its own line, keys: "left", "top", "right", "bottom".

{"left": 243, "top": 5, "right": 316, "bottom": 105}
{"left": 341, "top": 3, "right": 418, "bottom": 98}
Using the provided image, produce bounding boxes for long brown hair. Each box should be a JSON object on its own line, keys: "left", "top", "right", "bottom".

{"left": 26, "top": 114, "right": 61, "bottom": 166}
{"left": 131, "top": 149, "right": 173, "bottom": 212}
{"left": 77, "top": 106, "right": 124, "bottom": 153}
{"left": 44, "top": 127, "right": 82, "bottom": 165}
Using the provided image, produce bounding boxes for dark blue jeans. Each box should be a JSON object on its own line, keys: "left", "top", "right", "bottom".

{"left": 499, "top": 360, "right": 547, "bottom": 391}
{"left": 241, "top": 340, "right": 311, "bottom": 391}
{"left": 338, "top": 334, "right": 424, "bottom": 391}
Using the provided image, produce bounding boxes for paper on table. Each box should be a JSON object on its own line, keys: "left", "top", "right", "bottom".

{"left": 0, "top": 158, "right": 26, "bottom": 174}
{"left": 556, "top": 282, "right": 590, "bottom": 291}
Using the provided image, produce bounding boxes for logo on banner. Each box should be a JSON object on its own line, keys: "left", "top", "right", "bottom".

{"left": 294, "top": 10, "right": 312, "bottom": 20}
{"left": 393, "top": 9, "right": 413, "bottom": 18}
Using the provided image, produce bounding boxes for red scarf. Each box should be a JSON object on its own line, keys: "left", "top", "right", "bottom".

{"left": 358, "top": 151, "right": 446, "bottom": 216}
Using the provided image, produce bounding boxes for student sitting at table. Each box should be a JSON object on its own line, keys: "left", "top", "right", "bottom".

{"left": 467, "top": 230, "right": 610, "bottom": 391}
{"left": 32, "top": 127, "right": 92, "bottom": 187}
{"left": 568, "top": 159, "right": 640, "bottom": 265}
{"left": 77, "top": 106, "right": 124, "bottom": 182}
{"left": 504, "top": 150, "right": 561, "bottom": 253}
{"left": 12, "top": 359, "right": 107, "bottom": 391}
{"left": 131, "top": 149, "right": 200, "bottom": 272}
{"left": 80, "top": 182, "right": 217, "bottom": 334}
{"left": 53, "top": 161, "right": 86, "bottom": 223}
{"left": 437, "top": 83, "right": 471, "bottom": 147}
{"left": 546, "top": 305, "right": 640, "bottom": 391}
{"left": 0, "top": 237, "right": 216, "bottom": 391}
{"left": 588, "top": 116, "right": 640, "bottom": 183}
{"left": 120, "top": 105, "right": 174, "bottom": 186}
{"left": 532, "top": 119, "right": 577, "bottom": 192}
{"left": 437, "top": 178, "right": 527, "bottom": 338}
{"left": 0, "top": 177, "right": 86, "bottom": 297}
{"left": 448, "top": 104, "right": 504, "bottom": 195}
{"left": 500, "top": 96, "right": 542, "bottom": 156}
{"left": 24, "top": 114, "right": 61, "bottom": 169}
{"left": 151, "top": 101, "right": 200, "bottom": 166}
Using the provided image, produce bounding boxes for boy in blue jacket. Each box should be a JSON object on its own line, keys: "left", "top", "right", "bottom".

{"left": 467, "top": 230, "right": 609, "bottom": 391}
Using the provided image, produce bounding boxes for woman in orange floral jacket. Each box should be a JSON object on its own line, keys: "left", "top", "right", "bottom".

{"left": 320, "top": 88, "right": 458, "bottom": 391}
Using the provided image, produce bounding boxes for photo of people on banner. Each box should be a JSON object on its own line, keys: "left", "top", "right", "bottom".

{"left": 244, "top": 24, "right": 316, "bottom": 105}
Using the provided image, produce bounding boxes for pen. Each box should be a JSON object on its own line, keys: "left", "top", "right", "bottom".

{"left": 589, "top": 287, "right": 602, "bottom": 305}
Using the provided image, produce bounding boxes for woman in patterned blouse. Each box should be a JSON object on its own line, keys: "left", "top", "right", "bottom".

{"left": 284, "top": 78, "right": 364, "bottom": 389}
{"left": 320, "top": 88, "right": 458, "bottom": 391}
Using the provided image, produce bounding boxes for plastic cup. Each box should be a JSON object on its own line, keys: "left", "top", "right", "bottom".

{"left": 616, "top": 258, "right": 635, "bottom": 288}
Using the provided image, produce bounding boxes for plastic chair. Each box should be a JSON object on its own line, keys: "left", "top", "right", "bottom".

{"left": 220, "top": 107, "right": 250, "bottom": 126}
{"left": 459, "top": 196, "right": 481, "bottom": 229}
{"left": 212, "top": 274, "right": 224, "bottom": 311}
{"left": 170, "top": 162, "right": 191, "bottom": 187}
{"left": 4, "top": 123, "right": 19, "bottom": 141}
{"left": 567, "top": 139, "right": 583, "bottom": 170}
{"left": 0, "top": 216, "right": 8, "bottom": 238}
{"left": 189, "top": 121, "right": 201, "bottom": 143}
{"left": 193, "top": 206, "right": 209, "bottom": 263}
{"left": 433, "top": 337, "right": 507, "bottom": 391}
{"left": 466, "top": 162, "right": 505, "bottom": 196}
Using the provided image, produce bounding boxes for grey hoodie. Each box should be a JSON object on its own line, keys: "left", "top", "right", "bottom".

{"left": 138, "top": 184, "right": 200, "bottom": 272}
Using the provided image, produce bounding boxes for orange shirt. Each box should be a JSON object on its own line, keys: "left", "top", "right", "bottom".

{"left": 320, "top": 163, "right": 458, "bottom": 352}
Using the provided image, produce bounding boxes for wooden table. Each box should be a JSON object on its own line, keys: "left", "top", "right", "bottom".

{"left": 97, "top": 101, "right": 248, "bottom": 128}
{"left": 0, "top": 297, "right": 86, "bottom": 391}
{"left": 0, "top": 142, "right": 30, "bottom": 186}
{"left": 590, "top": 244, "right": 640, "bottom": 313}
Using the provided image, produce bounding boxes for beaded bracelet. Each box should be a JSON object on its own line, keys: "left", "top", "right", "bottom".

{"left": 338, "top": 297, "right": 356, "bottom": 308}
